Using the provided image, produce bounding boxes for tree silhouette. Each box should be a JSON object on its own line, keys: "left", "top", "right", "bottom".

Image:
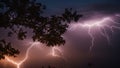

{"left": 0, "top": 0, "right": 82, "bottom": 59}
{"left": 0, "top": 39, "right": 19, "bottom": 59}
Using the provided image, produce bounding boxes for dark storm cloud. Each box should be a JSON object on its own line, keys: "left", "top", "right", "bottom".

{"left": 38, "top": 0, "right": 120, "bottom": 16}
{"left": 89, "top": 4, "right": 120, "bottom": 14}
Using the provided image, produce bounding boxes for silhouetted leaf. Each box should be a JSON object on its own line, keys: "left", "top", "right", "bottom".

{"left": 0, "top": 40, "right": 19, "bottom": 59}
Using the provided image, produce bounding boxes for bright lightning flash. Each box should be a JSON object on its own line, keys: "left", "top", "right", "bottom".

{"left": 69, "top": 16, "right": 120, "bottom": 51}
{"left": 51, "top": 47, "right": 63, "bottom": 57}
{"left": 4, "top": 15, "right": 120, "bottom": 68}
{"left": 5, "top": 42, "right": 65, "bottom": 68}
{"left": 50, "top": 46, "right": 66, "bottom": 62}
{"left": 5, "top": 42, "right": 40, "bottom": 68}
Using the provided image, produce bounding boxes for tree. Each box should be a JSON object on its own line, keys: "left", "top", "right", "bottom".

{"left": 0, "top": 0, "right": 82, "bottom": 59}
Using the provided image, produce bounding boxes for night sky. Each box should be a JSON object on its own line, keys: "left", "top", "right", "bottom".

{"left": 0, "top": 0, "right": 120, "bottom": 68}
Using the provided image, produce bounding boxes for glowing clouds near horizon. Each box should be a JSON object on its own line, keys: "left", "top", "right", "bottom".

{"left": 5, "top": 42, "right": 40, "bottom": 68}
{"left": 5, "top": 42, "right": 64, "bottom": 68}
{"left": 68, "top": 16, "right": 120, "bottom": 51}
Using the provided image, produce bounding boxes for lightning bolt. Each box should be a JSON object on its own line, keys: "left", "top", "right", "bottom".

{"left": 49, "top": 46, "right": 66, "bottom": 62}
{"left": 69, "top": 15, "right": 120, "bottom": 51}
{"left": 88, "top": 27, "right": 94, "bottom": 51}
{"left": 4, "top": 14, "right": 120, "bottom": 67}
{"left": 5, "top": 42, "right": 66, "bottom": 68}
{"left": 5, "top": 42, "right": 40, "bottom": 68}
{"left": 51, "top": 47, "right": 63, "bottom": 57}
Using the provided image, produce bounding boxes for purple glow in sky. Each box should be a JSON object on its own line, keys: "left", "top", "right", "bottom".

{"left": 69, "top": 15, "right": 120, "bottom": 51}
{"left": 1, "top": 0, "right": 120, "bottom": 68}
{"left": 4, "top": 14, "right": 120, "bottom": 68}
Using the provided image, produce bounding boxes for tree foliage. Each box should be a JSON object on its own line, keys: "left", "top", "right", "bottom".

{"left": 0, "top": 39, "right": 19, "bottom": 60}
{"left": 0, "top": 0, "right": 82, "bottom": 59}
